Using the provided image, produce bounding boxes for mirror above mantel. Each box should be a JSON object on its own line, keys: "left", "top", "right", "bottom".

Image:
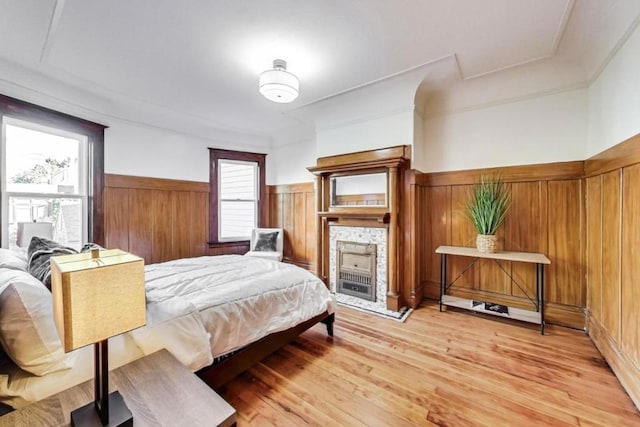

{"left": 330, "top": 172, "right": 387, "bottom": 208}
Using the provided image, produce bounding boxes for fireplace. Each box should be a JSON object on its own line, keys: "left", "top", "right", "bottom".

{"left": 309, "top": 145, "right": 411, "bottom": 313}
{"left": 336, "top": 241, "right": 377, "bottom": 301}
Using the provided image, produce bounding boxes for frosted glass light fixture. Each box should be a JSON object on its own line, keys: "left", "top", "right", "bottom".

{"left": 259, "top": 59, "right": 299, "bottom": 103}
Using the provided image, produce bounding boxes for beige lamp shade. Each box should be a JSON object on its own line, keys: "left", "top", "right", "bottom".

{"left": 51, "top": 249, "right": 146, "bottom": 353}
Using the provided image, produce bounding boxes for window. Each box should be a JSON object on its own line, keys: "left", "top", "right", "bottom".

{"left": 2, "top": 119, "right": 87, "bottom": 250}
{"left": 0, "top": 94, "right": 105, "bottom": 250}
{"left": 218, "top": 160, "right": 258, "bottom": 240}
{"left": 208, "top": 148, "right": 265, "bottom": 245}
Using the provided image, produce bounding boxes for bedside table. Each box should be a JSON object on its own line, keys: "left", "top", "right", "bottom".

{"left": 0, "top": 349, "right": 236, "bottom": 427}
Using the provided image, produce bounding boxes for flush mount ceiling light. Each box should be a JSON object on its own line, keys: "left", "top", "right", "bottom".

{"left": 259, "top": 59, "right": 299, "bottom": 103}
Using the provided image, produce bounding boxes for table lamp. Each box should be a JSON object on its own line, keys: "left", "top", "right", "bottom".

{"left": 51, "top": 249, "right": 146, "bottom": 426}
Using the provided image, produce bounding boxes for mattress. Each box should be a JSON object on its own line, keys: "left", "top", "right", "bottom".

{"left": 0, "top": 254, "right": 335, "bottom": 408}
{"left": 0, "top": 333, "right": 143, "bottom": 409}
{"left": 136, "top": 254, "right": 336, "bottom": 357}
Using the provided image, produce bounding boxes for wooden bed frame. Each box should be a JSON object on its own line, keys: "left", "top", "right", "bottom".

{"left": 196, "top": 311, "right": 335, "bottom": 388}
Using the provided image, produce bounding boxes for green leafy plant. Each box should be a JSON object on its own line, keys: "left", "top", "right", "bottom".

{"left": 466, "top": 175, "right": 511, "bottom": 235}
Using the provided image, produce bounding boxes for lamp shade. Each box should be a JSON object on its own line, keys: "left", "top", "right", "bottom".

{"left": 51, "top": 249, "right": 146, "bottom": 352}
{"left": 259, "top": 59, "right": 299, "bottom": 103}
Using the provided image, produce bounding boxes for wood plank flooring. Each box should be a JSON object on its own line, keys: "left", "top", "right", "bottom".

{"left": 218, "top": 302, "right": 640, "bottom": 426}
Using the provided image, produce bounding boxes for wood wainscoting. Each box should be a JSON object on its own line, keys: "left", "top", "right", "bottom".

{"left": 104, "top": 174, "right": 314, "bottom": 267}
{"left": 414, "top": 161, "right": 586, "bottom": 329}
{"left": 265, "top": 183, "right": 316, "bottom": 271}
{"left": 103, "top": 174, "right": 248, "bottom": 265}
{"left": 401, "top": 169, "right": 427, "bottom": 308}
{"left": 584, "top": 132, "right": 640, "bottom": 409}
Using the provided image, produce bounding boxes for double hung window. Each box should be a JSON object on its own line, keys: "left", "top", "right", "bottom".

{"left": 0, "top": 94, "right": 105, "bottom": 250}
{"left": 208, "top": 149, "right": 265, "bottom": 245}
{"left": 218, "top": 159, "right": 258, "bottom": 241}
{"left": 2, "top": 119, "right": 87, "bottom": 250}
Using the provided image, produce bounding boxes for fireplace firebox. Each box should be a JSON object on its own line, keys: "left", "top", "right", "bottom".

{"left": 336, "top": 241, "right": 377, "bottom": 301}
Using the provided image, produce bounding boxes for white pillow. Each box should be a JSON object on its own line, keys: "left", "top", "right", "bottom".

{"left": 0, "top": 249, "right": 27, "bottom": 272}
{"left": 0, "top": 273, "right": 74, "bottom": 376}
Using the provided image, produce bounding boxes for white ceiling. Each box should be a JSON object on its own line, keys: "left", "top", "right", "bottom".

{"left": 0, "top": 0, "right": 638, "bottom": 144}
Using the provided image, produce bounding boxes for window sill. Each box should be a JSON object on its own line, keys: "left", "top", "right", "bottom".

{"left": 207, "top": 240, "right": 250, "bottom": 249}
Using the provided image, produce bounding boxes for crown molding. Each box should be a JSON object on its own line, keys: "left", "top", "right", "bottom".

{"left": 588, "top": 12, "right": 640, "bottom": 85}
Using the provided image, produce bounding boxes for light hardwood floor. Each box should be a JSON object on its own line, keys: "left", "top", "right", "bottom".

{"left": 219, "top": 302, "right": 640, "bottom": 426}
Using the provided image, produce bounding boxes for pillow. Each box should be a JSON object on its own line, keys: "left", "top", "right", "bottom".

{"left": 0, "top": 275, "right": 74, "bottom": 376}
{"left": 27, "top": 237, "right": 77, "bottom": 290}
{"left": 253, "top": 231, "right": 279, "bottom": 252}
{"left": 0, "top": 249, "right": 27, "bottom": 272}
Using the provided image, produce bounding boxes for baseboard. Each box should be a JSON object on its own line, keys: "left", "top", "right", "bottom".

{"left": 408, "top": 281, "right": 425, "bottom": 309}
{"left": 587, "top": 314, "right": 640, "bottom": 410}
{"left": 423, "top": 281, "right": 585, "bottom": 329}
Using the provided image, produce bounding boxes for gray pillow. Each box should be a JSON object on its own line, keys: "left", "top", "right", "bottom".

{"left": 253, "top": 231, "right": 279, "bottom": 252}
{"left": 27, "top": 237, "right": 77, "bottom": 290}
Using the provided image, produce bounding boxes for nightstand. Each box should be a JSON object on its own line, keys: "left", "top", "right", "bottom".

{"left": 0, "top": 349, "right": 236, "bottom": 427}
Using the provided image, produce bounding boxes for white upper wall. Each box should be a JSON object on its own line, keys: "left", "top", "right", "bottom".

{"left": 107, "top": 123, "right": 212, "bottom": 182}
{"left": 316, "top": 109, "right": 415, "bottom": 158}
{"left": 587, "top": 21, "right": 640, "bottom": 156}
{"left": 266, "top": 138, "right": 316, "bottom": 185}
{"left": 414, "top": 18, "right": 640, "bottom": 174}
{"left": 105, "top": 121, "right": 269, "bottom": 183}
{"left": 418, "top": 88, "right": 588, "bottom": 172}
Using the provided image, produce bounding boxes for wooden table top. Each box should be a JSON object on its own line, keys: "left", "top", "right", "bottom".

{"left": 0, "top": 349, "right": 236, "bottom": 427}
{"left": 435, "top": 245, "right": 551, "bottom": 264}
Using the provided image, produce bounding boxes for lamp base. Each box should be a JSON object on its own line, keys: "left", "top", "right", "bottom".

{"left": 71, "top": 391, "right": 133, "bottom": 427}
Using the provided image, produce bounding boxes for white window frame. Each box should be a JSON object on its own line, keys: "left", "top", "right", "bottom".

{"left": 1, "top": 117, "right": 89, "bottom": 249}
{"left": 217, "top": 158, "right": 259, "bottom": 242}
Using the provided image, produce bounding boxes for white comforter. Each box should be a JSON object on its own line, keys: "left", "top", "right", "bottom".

{"left": 0, "top": 255, "right": 335, "bottom": 409}
{"left": 129, "top": 255, "right": 336, "bottom": 370}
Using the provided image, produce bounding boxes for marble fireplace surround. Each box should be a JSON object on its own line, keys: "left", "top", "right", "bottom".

{"left": 329, "top": 225, "right": 403, "bottom": 317}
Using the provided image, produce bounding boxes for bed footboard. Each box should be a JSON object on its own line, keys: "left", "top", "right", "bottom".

{"left": 197, "top": 310, "right": 334, "bottom": 389}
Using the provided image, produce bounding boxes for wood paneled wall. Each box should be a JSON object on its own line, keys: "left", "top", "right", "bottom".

{"left": 584, "top": 132, "right": 640, "bottom": 409}
{"left": 414, "top": 161, "right": 586, "bottom": 329}
{"left": 103, "top": 174, "right": 315, "bottom": 267}
{"left": 266, "top": 183, "right": 316, "bottom": 271}
{"left": 103, "top": 174, "right": 248, "bottom": 265}
{"left": 401, "top": 170, "right": 427, "bottom": 308}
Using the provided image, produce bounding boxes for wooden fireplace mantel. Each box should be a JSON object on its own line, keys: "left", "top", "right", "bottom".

{"left": 318, "top": 211, "right": 390, "bottom": 224}
{"left": 308, "top": 145, "right": 411, "bottom": 312}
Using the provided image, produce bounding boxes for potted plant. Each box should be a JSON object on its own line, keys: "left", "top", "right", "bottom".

{"left": 466, "top": 175, "right": 511, "bottom": 253}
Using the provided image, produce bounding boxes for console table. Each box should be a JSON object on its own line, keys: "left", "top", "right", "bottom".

{"left": 435, "top": 245, "right": 550, "bottom": 334}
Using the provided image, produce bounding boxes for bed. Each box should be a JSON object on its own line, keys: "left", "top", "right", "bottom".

{"left": 0, "top": 248, "right": 336, "bottom": 409}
